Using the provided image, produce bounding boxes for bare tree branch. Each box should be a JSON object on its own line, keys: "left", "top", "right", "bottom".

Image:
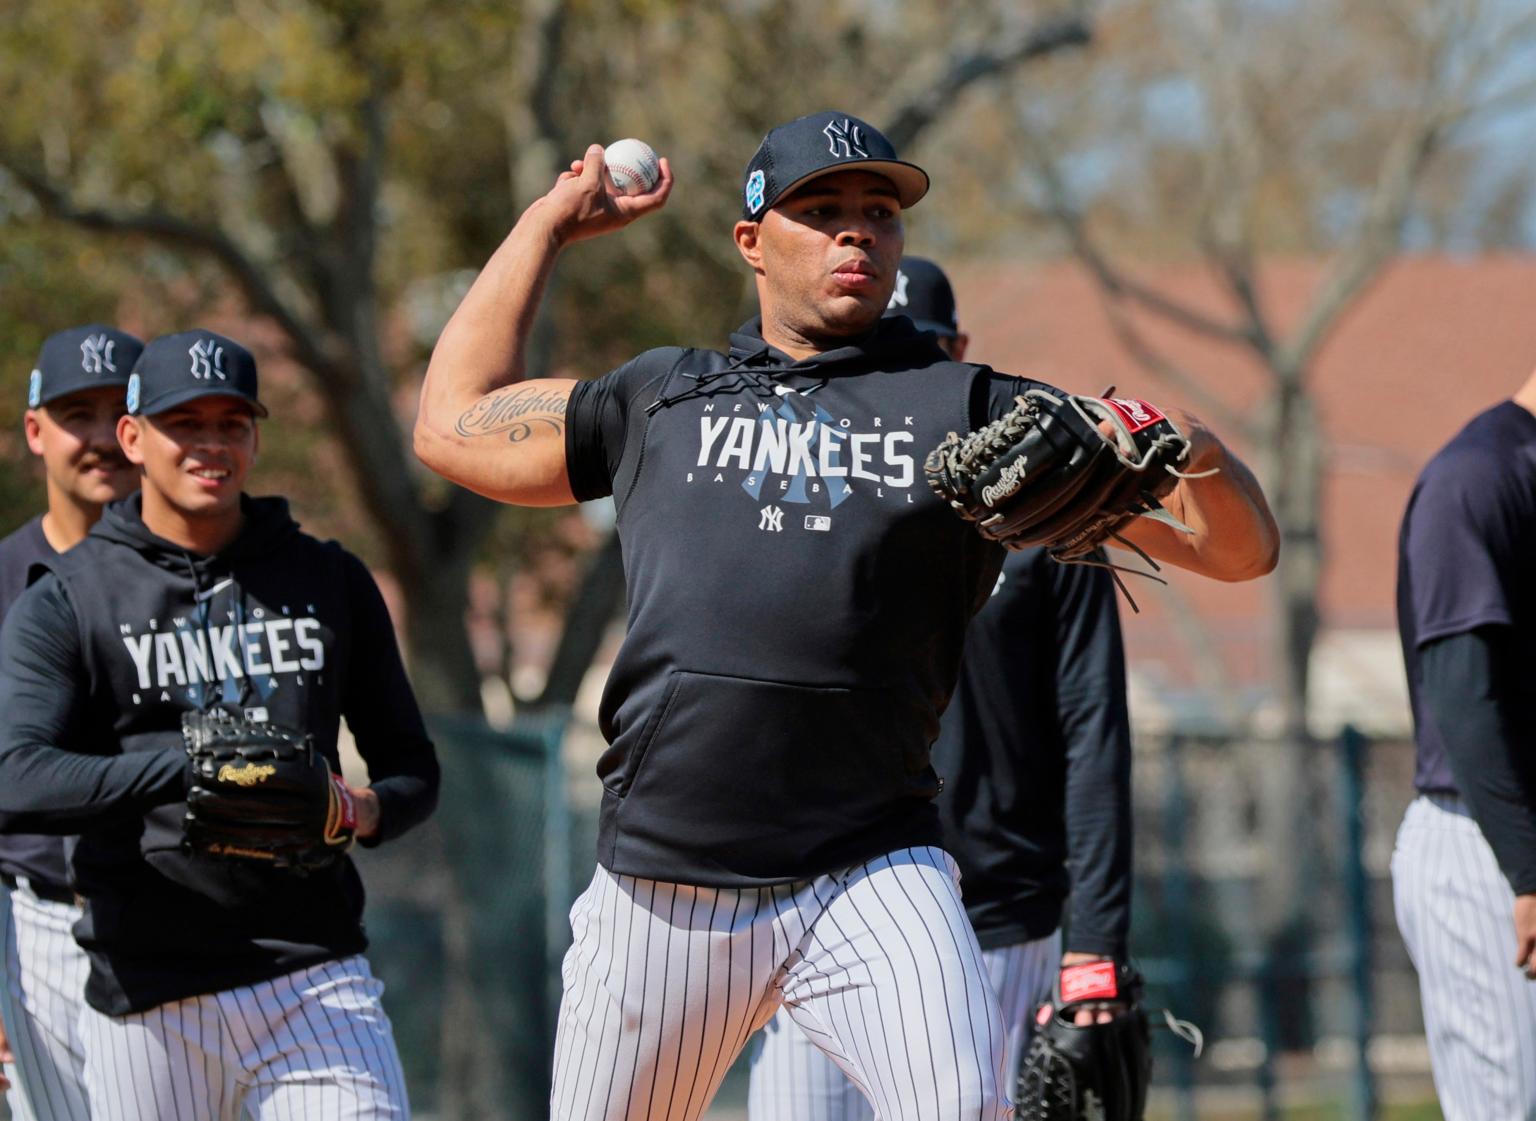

{"left": 1093, "top": 285, "right": 1255, "bottom": 439}
{"left": 1275, "top": 95, "right": 1445, "bottom": 375}
{"left": 1018, "top": 127, "right": 1264, "bottom": 349}
{"left": 1, "top": 156, "right": 343, "bottom": 381}
{"left": 0, "top": 154, "right": 496, "bottom": 595}
{"left": 880, "top": 13, "right": 1093, "bottom": 150}
{"left": 507, "top": 0, "right": 569, "bottom": 210}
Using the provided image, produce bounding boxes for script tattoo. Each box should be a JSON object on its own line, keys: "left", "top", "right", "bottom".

{"left": 455, "top": 386, "right": 568, "bottom": 443}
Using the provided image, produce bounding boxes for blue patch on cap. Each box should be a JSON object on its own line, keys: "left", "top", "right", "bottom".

{"left": 745, "top": 169, "right": 766, "bottom": 216}
{"left": 27, "top": 370, "right": 41, "bottom": 408}
{"left": 126, "top": 373, "right": 141, "bottom": 415}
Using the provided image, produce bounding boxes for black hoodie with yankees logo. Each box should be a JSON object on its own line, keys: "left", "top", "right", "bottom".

{"left": 565, "top": 316, "right": 1048, "bottom": 887}
{"left": 0, "top": 494, "right": 438, "bottom": 1015}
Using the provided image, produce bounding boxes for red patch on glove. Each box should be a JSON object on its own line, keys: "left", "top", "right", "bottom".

{"left": 1060, "top": 960, "right": 1120, "bottom": 1003}
{"left": 1100, "top": 398, "right": 1165, "bottom": 435}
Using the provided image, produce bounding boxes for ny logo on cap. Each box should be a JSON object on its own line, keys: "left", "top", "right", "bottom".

{"left": 188, "top": 339, "right": 226, "bottom": 381}
{"left": 888, "top": 270, "right": 910, "bottom": 309}
{"left": 823, "top": 119, "right": 869, "bottom": 159}
{"left": 80, "top": 334, "right": 117, "bottom": 375}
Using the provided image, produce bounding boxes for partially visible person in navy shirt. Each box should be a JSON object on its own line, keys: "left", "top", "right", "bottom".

{"left": 1392, "top": 367, "right": 1536, "bottom": 1121}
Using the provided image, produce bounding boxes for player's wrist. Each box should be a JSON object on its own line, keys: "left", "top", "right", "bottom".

{"left": 351, "top": 786, "right": 381, "bottom": 841}
{"left": 511, "top": 200, "right": 571, "bottom": 252}
{"left": 1060, "top": 950, "right": 1113, "bottom": 966}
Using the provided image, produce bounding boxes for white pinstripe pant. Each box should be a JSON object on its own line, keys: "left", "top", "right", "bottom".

{"left": 1393, "top": 794, "right": 1536, "bottom": 1121}
{"left": 77, "top": 956, "right": 409, "bottom": 1121}
{"left": 0, "top": 882, "right": 92, "bottom": 1121}
{"left": 550, "top": 846, "right": 1010, "bottom": 1121}
{"left": 746, "top": 931, "right": 1061, "bottom": 1120}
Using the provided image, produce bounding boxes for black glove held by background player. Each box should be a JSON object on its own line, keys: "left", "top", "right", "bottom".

{"left": 925, "top": 389, "right": 1208, "bottom": 564}
{"left": 1015, "top": 961, "right": 1152, "bottom": 1121}
{"left": 183, "top": 708, "right": 357, "bottom": 872}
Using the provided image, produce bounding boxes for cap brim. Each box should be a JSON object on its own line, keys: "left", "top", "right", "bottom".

{"left": 770, "top": 159, "right": 931, "bottom": 213}
{"left": 36, "top": 379, "right": 133, "bottom": 407}
{"left": 137, "top": 386, "right": 268, "bottom": 419}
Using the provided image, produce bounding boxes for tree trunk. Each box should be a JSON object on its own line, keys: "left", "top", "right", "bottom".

{"left": 1255, "top": 380, "right": 1325, "bottom": 1048}
{"left": 533, "top": 530, "right": 625, "bottom": 710}
{"left": 401, "top": 544, "right": 484, "bottom": 714}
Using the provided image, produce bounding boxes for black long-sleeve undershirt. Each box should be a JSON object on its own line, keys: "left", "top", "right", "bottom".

{"left": 1421, "top": 626, "right": 1536, "bottom": 895}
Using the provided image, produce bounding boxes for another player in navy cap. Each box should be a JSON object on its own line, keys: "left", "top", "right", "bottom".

{"left": 24, "top": 323, "right": 144, "bottom": 543}
{"left": 0, "top": 322, "right": 142, "bottom": 1119}
{"left": 0, "top": 326, "right": 437, "bottom": 1117}
{"left": 882, "top": 256, "right": 968, "bottom": 356}
{"left": 118, "top": 329, "right": 267, "bottom": 534}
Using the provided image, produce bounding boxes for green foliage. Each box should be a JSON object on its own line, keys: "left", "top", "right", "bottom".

{"left": 0, "top": 224, "right": 130, "bottom": 534}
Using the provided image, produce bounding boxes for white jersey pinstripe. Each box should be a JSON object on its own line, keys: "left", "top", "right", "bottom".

{"left": 550, "top": 846, "right": 1009, "bottom": 1121}
{"left": 0, "top": 881, "right": 92, "bottom": 1121}
{"left": 747, "top": 931, "right": 1061, "bottom": 1120}
{"left": 1393, "top": 793, "right": 1536, "bottom": 1121}
{"left": 76, "top": 955, "right": 408, "bottom": 1121}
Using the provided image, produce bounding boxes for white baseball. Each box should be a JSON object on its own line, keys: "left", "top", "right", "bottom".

{"left": 604, "top": 138, "right": 660, "bottom": 194}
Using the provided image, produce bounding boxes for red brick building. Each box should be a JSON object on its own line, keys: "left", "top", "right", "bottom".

{"left": 951, "top": 255, "right": 1536, "bottom": 733}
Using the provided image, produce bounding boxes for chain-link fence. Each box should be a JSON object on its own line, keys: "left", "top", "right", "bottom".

{"left": 0, "top": 722, "right": 1436, "bottom": 1120}
{"left": 1126, "top": 730, "right": 1429, "bottom": 1119}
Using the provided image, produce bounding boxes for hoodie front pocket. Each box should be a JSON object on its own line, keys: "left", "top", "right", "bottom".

{"left": 615, "top": 670, "right": 934, "bottom": 875}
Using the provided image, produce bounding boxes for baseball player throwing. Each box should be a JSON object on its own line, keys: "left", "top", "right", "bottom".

{"left": 415, "top": 110, "right": 1277, "bottom": 1121}
{"left": 1393, "top": 365, "right": 1536, "bottom": 1120}
{"left": 746, "top": 258, "right": 1136, "bottom": 1119}
{"left": 0, "top": 329, "right": 440, "bottom": 1119}
{"left": 0, "top": 324, "right": 143, "bottom": 1120}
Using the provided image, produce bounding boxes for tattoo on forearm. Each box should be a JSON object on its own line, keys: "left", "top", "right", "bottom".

{"left": 455, "top": 386, "right": 568, "bottom": 442}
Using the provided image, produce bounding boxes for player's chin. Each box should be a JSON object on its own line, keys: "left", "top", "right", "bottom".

{"left": 816, "top": 294, "right": 884, "bottom": 336}
{"left": 176, "top": 485, "right": 242, "bottom": 518}
{"left": 73, "top": 471, "right": 134, "bottom": 505}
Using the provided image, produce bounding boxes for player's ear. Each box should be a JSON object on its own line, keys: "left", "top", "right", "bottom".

{"left": 734, "top": 220, "right": 764, "bottom": 272}
{"left": 23, "top": 409, "right": 44, "bottom": 456}
{"left": 117, "top": 414, "right": 146, "bottom": 466}
{"left": 949, "top": 333, "right": 970, "bottom": 362}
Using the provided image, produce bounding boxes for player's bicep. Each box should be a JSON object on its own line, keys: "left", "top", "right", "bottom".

{"left": 414, "top": 378, "right": 579, "bottom": 506}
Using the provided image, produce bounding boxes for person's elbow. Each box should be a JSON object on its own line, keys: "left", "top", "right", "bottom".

{"left": 412, "top": 412, "right": 452, "bottom": 476}
{"left": 1209, "top": 515, "right": 1281, "bottom": 582}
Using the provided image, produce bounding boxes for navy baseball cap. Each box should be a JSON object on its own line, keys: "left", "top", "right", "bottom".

{"left": 741, "top": 111, "right": 929, "bottom": 221}
{"left": 884, "top": 257, "right": 959, "bottom": 337}
{"left": 127, "top": 329, "right": 268, "bottom": 418}
{"left": 28, "top": 324, "right": 142, "bottom": 409}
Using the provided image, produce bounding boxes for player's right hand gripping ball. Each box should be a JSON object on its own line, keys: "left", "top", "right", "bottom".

{"left": 182, "top": 709, "right": 357, "bottom": 872}
{"left": 1015, "top": 961, "right": 1152, "bottom": 1121}
{"left": 924, "top": 390, "right": 1204, "bottom": 560}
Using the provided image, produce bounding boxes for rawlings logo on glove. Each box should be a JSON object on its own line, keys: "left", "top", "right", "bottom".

{"left": 1015, "top": 962, "right": 1203, "bottom": 1121}
{"left": 183, "top": 708, "right": 356, "bottom": 873}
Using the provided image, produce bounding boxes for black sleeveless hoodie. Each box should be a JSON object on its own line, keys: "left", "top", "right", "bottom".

{"left": 567, "top": 318, "right": 1028, "bottom": 886}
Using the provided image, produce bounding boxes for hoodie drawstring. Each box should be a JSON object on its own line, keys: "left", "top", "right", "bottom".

{"left": 182, "top": 552, "right": 255, "bottom": 711}
{"left": 644, "top": 346, "right": 828, "bottom": 416}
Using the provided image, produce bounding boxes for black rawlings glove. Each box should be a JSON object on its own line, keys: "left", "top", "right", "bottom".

{"left": 182, "top": 708, "right": 357, "bottom": 872}
{"left": 1015, "top": 961, "right": 1151, "bottom": 1121}
{"left": 925, "top": 389, "right": 1211, "bottom": 576}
